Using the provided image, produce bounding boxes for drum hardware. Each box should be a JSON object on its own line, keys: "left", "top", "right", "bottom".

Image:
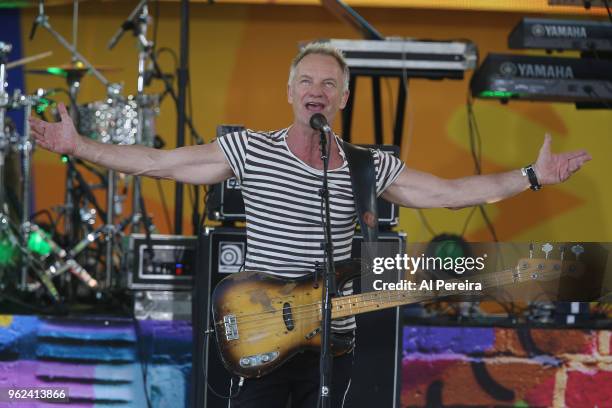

{"left": 26, "top": 64, "right": 123, "bottom": 78}
{"left": 6, "top": 51, "right": 53, "bottom": 71}
{"left": 104, "top": 0, "right": 162, "bottom": 285}
{"left": 26, "top": 0, "right": 128, "bottom": 293}
{"left": 1, "top": 1, "right": 168, "bottom": 301}
{"left": 0, "top": 34, "right": 101, "bottom": 300}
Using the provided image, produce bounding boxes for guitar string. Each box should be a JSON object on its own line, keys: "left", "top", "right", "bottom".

{"left": 220, "top": 262, "right": 559, "bottom": 327}
{"left": 215, "top": 263, "right": 514, "bottom": 323}
{"left": 220, "top": 254, "right": 571, "bottom": 325}
{"left": 219, "top": 267, "right": 554, "bottom": 331}
{"left": 216, "top": 267, "right": 546, "bottom": 331}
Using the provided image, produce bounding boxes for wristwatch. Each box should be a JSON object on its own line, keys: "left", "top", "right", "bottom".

{"left": 521, "top": 164, "right": 542, "bottom": 191}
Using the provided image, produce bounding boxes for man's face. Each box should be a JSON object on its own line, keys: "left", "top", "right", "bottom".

{"left": 287, "top": 53, "right": 349, "bottom": 129}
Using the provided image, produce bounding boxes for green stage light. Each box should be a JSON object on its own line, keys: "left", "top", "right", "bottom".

{"left": 36, "top": 98, "right": 51, "bottom": 114}
{"left": 479, "top": 90, "right": 517, "bottom": 98}
{"left": 46, "top": 67, "right": 67, "bottom": 77}
{"left": 27, "top": 229, "right": 52, "bottom": 257}
{"left": 0, "top": 237, "right": 16, "bottom": 266}
{"left": 0, "top": 2, "right": 30, "bottom": 8}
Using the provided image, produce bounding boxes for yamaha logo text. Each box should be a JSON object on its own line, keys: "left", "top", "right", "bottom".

{"left": 539, "top": 25, "right": 587, "bottom": 39}
{"left": 500, "top": 62, "right": 575, "bottom": 79}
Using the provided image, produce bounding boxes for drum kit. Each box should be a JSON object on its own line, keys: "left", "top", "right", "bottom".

{"left": 0, "top": 0, "right": 163, "bottom": 305}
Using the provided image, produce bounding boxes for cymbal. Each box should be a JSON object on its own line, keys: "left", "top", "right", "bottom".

{"left": 26, "top": 64, "right": 122, "bottom": 78}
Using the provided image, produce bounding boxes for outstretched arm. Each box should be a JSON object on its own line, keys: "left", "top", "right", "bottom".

{"left": 29, "top": 103, "right": 233, "bottom": 185}
{"left": 382, "top": 134, "right": 592, "bottom": 209}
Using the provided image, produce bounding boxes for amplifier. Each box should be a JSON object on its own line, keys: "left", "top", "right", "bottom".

{"left": 193, "top": 226, "right": 406, "bottom": 408}
{"left": 206, "top": 125, "right": 247, "bottom": 222}
{"left": 121, "top": 234, "right": 197, "bottom": 290}
{"left": 207, "top": 127, "right": 400, "bottom": 227}
{"left": 362, "top": 144, "right": 400, "bottom": 227}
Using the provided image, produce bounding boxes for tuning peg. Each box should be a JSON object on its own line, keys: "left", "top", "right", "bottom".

{"left": 542, "top": 243, "right": 553, "bottom": 259}
{"left": 571, "top": 244, "right": 584, "bottom": 260}
{"left": 560, "top": 244, "right": 566, "bottom": 261}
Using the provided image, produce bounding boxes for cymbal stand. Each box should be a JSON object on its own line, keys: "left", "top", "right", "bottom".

{"left": 132, "top": 1, "right": 152, "bottom": 235}
{"left": 30, "top": 1, "right": 116, "bottom": 91}
{"left": 108, "top": 0, "right": 155, "bottom": 233}
{"left": 107, "top": 0, "right": 157, "bottom": 281}
{"left": 30, "top": 0, "right": 122, "bottom": 288}
{"left": 0, "top": 42, "right": 12, "bottom": 215}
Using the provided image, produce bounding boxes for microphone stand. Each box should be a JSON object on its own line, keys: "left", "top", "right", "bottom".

{"left": 317, "top": 126, "right": 336, "bottom": 408}
{"left": 148, "top": 51, "right": 205, "bottom": 234}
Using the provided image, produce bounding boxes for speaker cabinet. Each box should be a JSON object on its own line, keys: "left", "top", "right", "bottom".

{"left": 193, "top": 227, "right": 405, "bottom": 408}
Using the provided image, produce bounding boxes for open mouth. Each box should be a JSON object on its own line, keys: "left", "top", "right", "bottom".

{"left": 305, "top": 102, "right": 325, "bottom": 112}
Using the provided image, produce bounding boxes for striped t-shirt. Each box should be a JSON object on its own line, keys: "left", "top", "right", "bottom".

{"left": 217, "top": 127, "right": 404, "bottom": 331}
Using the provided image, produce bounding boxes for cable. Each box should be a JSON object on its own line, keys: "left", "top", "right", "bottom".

{"left": 201, "top": 329, "right": 244, "bottom": 400}
{"left": 155, "top": 179, "right": 173, "bottom": 233}
{"left": 153, "top": 0, "right": 160, "bottom": 47}
{"left": 460, "top": 206, "right": 478, "bottom": 237}
{"left": 465, "top": 93, "right": 499, "bottom": 242}
{"left": 133, "top": 318, "right": 153, "bottom": 408}
{"left": 156, "top": 47, "right": 179, "bottom": 70}
{"left": 200, "top": 186, "right": 210, "bottom": 230}
{"left": 416, "top": 209, "right": 437, "bottom": 237}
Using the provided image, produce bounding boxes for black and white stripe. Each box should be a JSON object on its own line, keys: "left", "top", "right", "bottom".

{"left": 217, "top": 128, "right": 404, "bottom": 331}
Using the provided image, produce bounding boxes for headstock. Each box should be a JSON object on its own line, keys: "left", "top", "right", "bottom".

{"left": 516, "top": 243, "right": 585, "bottom": 283}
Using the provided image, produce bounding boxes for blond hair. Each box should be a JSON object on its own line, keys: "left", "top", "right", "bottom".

{"left": 288, "top": 42, "right": 350, "bottom": 93}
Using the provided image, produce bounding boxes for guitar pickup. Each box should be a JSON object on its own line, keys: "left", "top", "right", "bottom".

{"left": 223, "top": 314, "right": 239, "bottom": 340}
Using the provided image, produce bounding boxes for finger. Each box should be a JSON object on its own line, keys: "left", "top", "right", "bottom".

{"left": 29, "top": 119, "right": 46, "bottom": 136}
{"left": 563, "top": 150, "right": 591, "bottom": 161}
{"left": 58, "top": 102, "right": 70, "bottom": 121}
{"left": 568, "top": 156, "right": 589, "bottom": 173}
{"left": 540, "top": 133, "right": 552, "bottom": 152}
{"left": 28, "top": 116, "right": 43, "bottom": 127}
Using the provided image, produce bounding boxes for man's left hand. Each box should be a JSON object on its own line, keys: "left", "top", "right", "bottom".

{"left": 533, "top": 133, "right": 592, "bottom": 185}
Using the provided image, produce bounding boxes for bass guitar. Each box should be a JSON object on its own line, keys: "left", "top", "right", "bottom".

{"left": 211, "top": 249, "right": 583, "bottom": 378}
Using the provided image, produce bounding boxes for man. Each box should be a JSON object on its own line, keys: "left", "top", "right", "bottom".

{"left": 29, "top": 42, "right": 591, "bottom": 407}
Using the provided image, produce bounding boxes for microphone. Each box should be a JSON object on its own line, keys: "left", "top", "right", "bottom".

{"left": 107, "top": 0, "right": 148, "bottom": 50}
{"left": 309, "top": 113, "right": 332, "bottom": 134}
{"left": 29, "top": 1, "right": 45, "bottom": 41}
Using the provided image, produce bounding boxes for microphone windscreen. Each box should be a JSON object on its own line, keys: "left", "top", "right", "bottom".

{"left": 309, "top": 113, "right": 328, "bottom": 131}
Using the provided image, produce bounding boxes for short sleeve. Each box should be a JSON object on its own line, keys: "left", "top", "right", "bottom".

{"left": 216, "top": 130, "right": 249, "bottom": 183}
{"left": 374, "top": 149, "right": 405, "bottom": 196}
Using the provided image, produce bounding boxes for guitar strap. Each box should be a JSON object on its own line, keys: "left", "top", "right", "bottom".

{"left": 342, "top": 141, "right": 379, "bottom": 244}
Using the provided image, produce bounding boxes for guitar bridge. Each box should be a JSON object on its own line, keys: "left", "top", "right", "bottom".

{"left": 239, "top": 351, "right": 279, "bottom": 368}
{"left": 223, "top": 314, "right": 239, "bottom": 340}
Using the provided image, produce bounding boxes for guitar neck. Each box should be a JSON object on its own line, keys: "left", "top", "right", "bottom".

{"left": 330, "top": 268, "right": 514, "bottom": 319}
{"left": 329, "top": 255, "right": 581, "bottom": 319}
{"left": 331, "top": 289, "right": 429, "bottom": 319}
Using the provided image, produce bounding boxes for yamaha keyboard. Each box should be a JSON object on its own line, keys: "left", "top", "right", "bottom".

{"left": 323, "top": 38, "right": 478, "bottom": 79}
{"left": 509, "top": 18, "right": 612, "bottom": 52}
{"left": 470, "top": 53, "right": 612, "bottom": 104}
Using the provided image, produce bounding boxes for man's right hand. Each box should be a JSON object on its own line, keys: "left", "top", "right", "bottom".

{"left": 29, "top": 102, "right": 80, "bottom": 156}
